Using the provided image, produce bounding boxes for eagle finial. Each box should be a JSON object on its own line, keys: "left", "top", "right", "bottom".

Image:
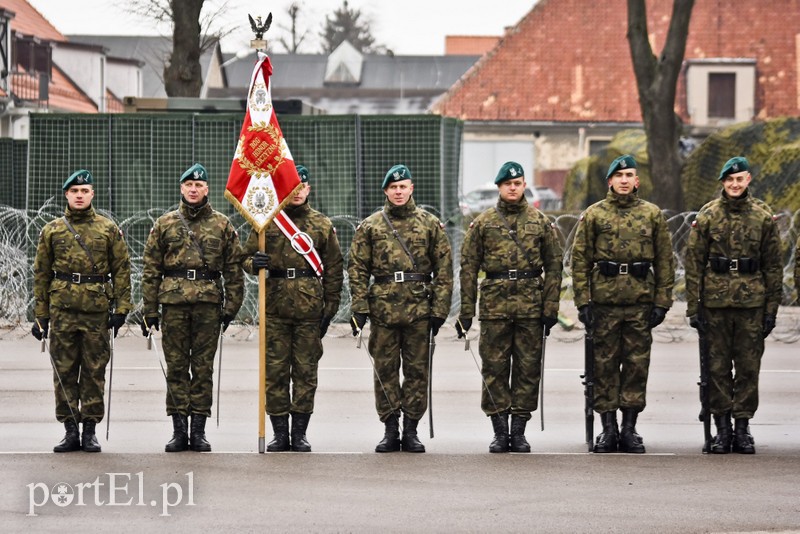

{"left": 248, "top": 13, "right": 272, "bottom": 40}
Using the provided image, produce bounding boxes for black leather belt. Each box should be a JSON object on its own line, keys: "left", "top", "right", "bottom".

{"left": 54, "top": 271, "right": 109, "bottom": 284}
{"left": 268, "top": 268, "right": 317, "bottom": 279}
{"left": 709, "top": 256, "right": 759, "bottom": 274}
{"left": 485, "top": 268, "right": 542, "bottom": 280}
{"left": 597, "top": 260, "right": 651, "bottom": 279}
{"left": 163, "top": 269, "right": 221, "bottom": 281}
{"left": 373, "top": 272, "right": 432, "bottom": 283}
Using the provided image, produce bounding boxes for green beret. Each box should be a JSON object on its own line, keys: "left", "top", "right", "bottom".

{"left": 382, "top": 164, "right": 412, "bottom": 189}
{"left": 606, "top": 155, "right": 637, "bottom": 179}
{"left": 494, "top": 161, "right": 525, "bottom": 184}
{"left": 180, "top": 163, "right": 208, "bottom": 183}
{"left": 718, "top": 157, "right": 750, "bottom": 180}
{"left": 62, "top": 169, "right": 93, "bottom": 191}
{"left": 296, "top": 164, "right": 310, "bottom": 183}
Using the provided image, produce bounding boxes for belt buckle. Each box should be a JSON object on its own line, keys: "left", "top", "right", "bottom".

{"left": 729, "top": 259, "right": 738, "bottom": 272}
{"left": 394, "top": 271, "right": 405, "bottom": 283}
{"left": 619, "top": 263, "right": 629, "bottom": 275}
{"left": 71, "top": 273, "right": 81, "bottom": 283}
{"left": 508, "top": 269, "right": 518, "bottom": 281}
{"left": 186, "top": 269, "right": 197, "bottom": 280}
{"left": 287, "top": 268, "right": 296, "bottom": 279}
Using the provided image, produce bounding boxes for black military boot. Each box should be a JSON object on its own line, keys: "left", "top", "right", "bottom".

{"left": 732, "top": 418, "right": 755, "bottom": 454}
{"left": 53, "top": 420, "right": 81, "bottom": 453}
{"left": 710, "top": 412, "right": 732, "bottom": 454}
{"left": 290, "top": 413, "right": 312, "bottom": 452}
{"left": 189, "top": 414, "right": 211, "bottom": 452}
{"left": 509, "top": 415, "right": 531, "bottom": 453}
{"left": 489, "top": 412, "right": 510, "bottom": 453}
{"left": 594, "top": 411, "right": 619, "bottom": 453}
{"left": 401, "top": 415, "right": 425, "bottom": 453}
{"left": 165, "top": 414, "right": 189, "bottom": 452}
{"left": 618, "top": 408, "right": 646, "bottom": 453}
{"left": 267, "top": 415, "right": 290, "bottom": 452}
{"left": 375, "top": 413, "right": 401, "bottom": 453}
{"left": 81, "top": 421, "right": 102, "bottom": 453}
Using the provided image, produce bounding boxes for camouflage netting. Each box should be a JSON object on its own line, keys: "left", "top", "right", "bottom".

{"left": 682, "top": 117, "right": 800, "bottom": 213}
{"left": 564, "top": 118, "right": 800, "bottom": 215}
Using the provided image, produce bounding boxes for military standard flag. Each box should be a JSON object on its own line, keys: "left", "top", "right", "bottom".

{"left": 225, "top": 51, "right": 302, "bottom": 232}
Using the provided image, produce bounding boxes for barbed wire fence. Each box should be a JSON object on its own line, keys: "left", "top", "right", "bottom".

{"left": 1, "top": 202, "right": 798, "bottom": 343}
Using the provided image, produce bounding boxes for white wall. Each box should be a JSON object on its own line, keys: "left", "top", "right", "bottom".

{"left": 52, "top": 46, "right": 105, "bottom": 110}
{"left": 106, "top": 61, "right": 142, "bottom": 99}
{"left": 461, "top": 135, "right": 535, "bottom": 194}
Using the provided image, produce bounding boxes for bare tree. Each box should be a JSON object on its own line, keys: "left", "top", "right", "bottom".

{"left": 320, "top": 0, "right": 381, "bottom": 54}
{"left": 276, "top": 2, "right": 310, "bottom": 54}
{"left": 123, "top": 0, "right": 233, "bottom": 97}
{"left": 627, "top": 0, "right": 695, "bottom": 211}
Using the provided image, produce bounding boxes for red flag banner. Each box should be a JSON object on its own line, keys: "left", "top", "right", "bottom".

{"left": 225, "top": 51, "right": 302, "bottom": 232}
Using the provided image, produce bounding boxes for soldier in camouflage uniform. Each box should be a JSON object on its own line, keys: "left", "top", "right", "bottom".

{"left": 141, "top": 163, "right": 244, "bottom": 452}
{"left": 685, "top": 156, "right": 782, "bottom": 454}
{"left": 32, "top": 170, "right": 132, "bottom": 453}
{"left": 348, "top": 164, "right": 453, "bottom": 453}
{"left": 242, "top": 165, "right": 344, "bottom": 452}
{"left": 571, "top": 155, "right": 674, "bottom": 453}
{"left": 457, "top": 162, "right": 562, "bottom": 453}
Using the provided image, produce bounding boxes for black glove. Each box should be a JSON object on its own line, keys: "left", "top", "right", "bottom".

{"left": 252, "top": 252, "right": 270, "bottom": 271}
{"left": 578, "top": 305, "right": 594, "bottom": 329}
{"left": 108, "top": 313, "right": 126, "bottom": 338}
{"left": 429, "top": 317, "right": 446, "bottom": 337}
{"left": 688, "top": 314, "right": 704, "bottom": 334}
{"left": 762, "top": 314, "right": 776, "bottom": 338}
{"left": 455, "top": 317, "right": 472, "bottom": 339}
{"left": 320, "top": 316, "right": 332, "bottom": 338}
{"left": 648, "top": 307, "right": 667, "bottom": 329}
{"left": 141, "top": 316, "right": 159, "bottom": 337}
{"left": 542, "top": 316, "right": 558, "bottom": 336}
{"left": 351, "top": 312, "right": 367, "bottom": 337}
{"left": 222, "top": 313, "right": 235, "bottom": 333}
{"left": 31, "top": 317, "right": 49, "bottom": 341}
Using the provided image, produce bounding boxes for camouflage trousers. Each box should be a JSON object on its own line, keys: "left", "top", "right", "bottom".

{"left": 161, "top": 303, "right": 221, "bottom": 418}
{"left": 479, "top": 319, "right": 543, "bottom": 420}
{"left": 368, "top": 317, "right": 430, "bottom": 422}
{"left": 265, "top": 316, "right": 323, "bottom": 416}
{"left": 49, "top": 308, "right": 110, "bottom": 424}
{"left": 592, "top": 303, "right": 652, "bottom": 413}
{"left": 705, "top": 307, "right": 764, "bottom": 418}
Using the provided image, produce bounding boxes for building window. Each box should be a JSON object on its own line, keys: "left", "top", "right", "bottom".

{"left": 685, "top": 59, "right": 755, "bottom": 127}
{"left": 708, "top": 73, "right": 736, "bottom": 119}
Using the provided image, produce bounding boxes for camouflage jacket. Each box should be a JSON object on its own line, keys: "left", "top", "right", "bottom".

{"left": 685, "top": 190, "right": 782, "bottom": 316}
{"left": 571, "top": 190, "right": 674, "bottom": 309}
{"left": 242, "top": 202, "right": 344, "bottom": 320}
{"left": 460, "top": 197, "right": 563, "bottom": 320}
{"left": 33, "top": 205, "right": 132, "bottom": 317}
{"left": 348, "top": 197, "right": 453, "bottom": 324}
{"left": 142, "top": 199, "right": 244, "bottom": 318}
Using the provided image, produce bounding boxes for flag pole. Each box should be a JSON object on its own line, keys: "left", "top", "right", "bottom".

{"left": 258, "top": 229, "right": 267, "bottom": 453}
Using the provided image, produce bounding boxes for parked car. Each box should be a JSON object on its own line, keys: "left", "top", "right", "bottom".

{"left": 460, "top": 184, "right": 562, "bottom": 215}
{"left": 534, "top": 186, "right": 563, "bottom": 211}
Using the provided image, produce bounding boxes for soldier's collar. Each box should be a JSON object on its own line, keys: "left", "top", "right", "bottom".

{"left": 65, "top": 204, "right": 95, "bottom": 220}
{"left": 385, "top": 196, "right": 416, "bottom": 217}
{"left": 497, "top": 196, "right": 527, "bottom": 214}
{"left": 180, "top": 196, "right": 210, "bottom": 218}
{"left": 607, "top": 188, "right": 638, "bottom": 207}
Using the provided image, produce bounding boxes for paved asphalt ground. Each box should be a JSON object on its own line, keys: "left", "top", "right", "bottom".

{"left": 1, "top": 319, "right": 799, "bottom": 532}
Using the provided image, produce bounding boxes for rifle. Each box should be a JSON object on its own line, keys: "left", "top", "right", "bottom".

{"left": 580, "top": 326, "right": 595, "bottom": 452}
{"left": 697, "top": 308, "right": 712, "bottom": 453}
